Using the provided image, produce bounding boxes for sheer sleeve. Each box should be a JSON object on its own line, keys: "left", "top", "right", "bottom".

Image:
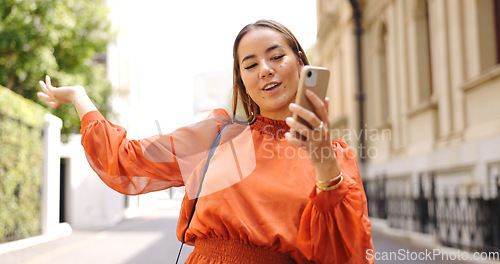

{"left": 80, "top": 109, "right": 232, "bottom": 195}
{"left": 297, "top": 139, "right": 374, "bottom": 264}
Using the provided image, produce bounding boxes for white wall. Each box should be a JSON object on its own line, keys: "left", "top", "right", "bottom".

{"left": 41, "top": 114, "right": 62, "bottom": 234}
{"left": 61, "top": 135, "right": 125, "bottom": 230}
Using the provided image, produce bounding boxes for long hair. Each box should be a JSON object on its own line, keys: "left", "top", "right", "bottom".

{"left": 231, "top": 19, "right": 310, "bottom": 123}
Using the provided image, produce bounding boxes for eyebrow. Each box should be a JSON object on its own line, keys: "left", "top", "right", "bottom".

{"left": 241, "top": 44, "right": 285, "bottom": 64}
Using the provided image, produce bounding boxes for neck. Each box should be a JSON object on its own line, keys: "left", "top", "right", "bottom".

{"left": 259, "top": 109, "right": 292, "bottom": 121}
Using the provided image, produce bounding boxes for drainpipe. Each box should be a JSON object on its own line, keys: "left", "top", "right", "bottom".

{"left": 348, "top": 0, "right": 365, "bottom": 164}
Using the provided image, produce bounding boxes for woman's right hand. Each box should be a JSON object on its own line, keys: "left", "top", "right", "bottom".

{"left": 37, "top": 75, "right": 85, "bottom": 109}
{"left": 37, "top": 75, "right": 98, "bottom": 120}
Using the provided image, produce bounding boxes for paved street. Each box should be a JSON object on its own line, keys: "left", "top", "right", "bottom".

{"left": 0, "top": 200, "right": 194, "bottom": 264}
{"left": 0, "top": 200, "right": 488, "bottom": 264}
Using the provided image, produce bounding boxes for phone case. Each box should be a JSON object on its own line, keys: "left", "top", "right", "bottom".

{"left": 292, "top": 66, "right": 330, "bottom": 129}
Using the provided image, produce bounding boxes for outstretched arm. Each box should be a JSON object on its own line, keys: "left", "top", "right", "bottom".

{"left": 37, "top": 75, "right": 97, "bottom": 119}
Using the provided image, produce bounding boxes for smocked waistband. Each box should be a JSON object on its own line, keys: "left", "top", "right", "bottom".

{"left": 192, "top": 237, "right": 296, "bottom": 264}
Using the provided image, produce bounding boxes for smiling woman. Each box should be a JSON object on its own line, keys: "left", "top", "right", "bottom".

{"left": 37, "top": 19, "right": 374, "bottom": 263}
{"left": 232, "top": 20, "right": 310, "bottom": 123}
{"left": 238, "top": 29, "right": 303, "bottom": 120}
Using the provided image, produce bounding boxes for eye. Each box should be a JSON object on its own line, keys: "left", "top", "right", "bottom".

{"left": 272, "top": 55, "right": 284, "bottom": 60}
{"left": 244, "top": 63, "right": 257, "bottom": 70}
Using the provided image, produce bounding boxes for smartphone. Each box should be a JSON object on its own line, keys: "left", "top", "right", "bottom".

{"left": 292, "top": 66, "right": 330, "bottom": 130}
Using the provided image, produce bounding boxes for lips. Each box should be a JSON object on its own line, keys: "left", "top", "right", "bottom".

{"left": 261, "top": 82, "right": 281, "bottom": 92}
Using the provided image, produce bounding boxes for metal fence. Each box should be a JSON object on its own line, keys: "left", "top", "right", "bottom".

{"left": 364, "top": 173, "right": 500, "bottom": 253}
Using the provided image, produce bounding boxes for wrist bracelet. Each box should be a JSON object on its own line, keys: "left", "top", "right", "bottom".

{"left": 316, "top": 175, "right": 343, "bottom": 191}
{"left": 316, "top": 172, "right": 342, "bottom": 186}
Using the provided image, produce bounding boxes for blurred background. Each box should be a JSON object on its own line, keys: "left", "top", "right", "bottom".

{"left": 1, "top": 0, "right": 500, "bottom": 263}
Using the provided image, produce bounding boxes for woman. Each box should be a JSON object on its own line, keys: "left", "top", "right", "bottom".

{"left": 38, "top": 20, "right": 374, "bottom": 264}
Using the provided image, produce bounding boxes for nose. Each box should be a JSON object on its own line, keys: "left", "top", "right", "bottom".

{"left": 260, "top": 62, "right": 275, "bottom": 78}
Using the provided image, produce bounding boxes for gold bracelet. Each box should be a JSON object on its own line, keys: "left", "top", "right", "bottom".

{"left": 316, "top": 175, "right": 343, "bottom": 191}
{"left": 316, "top": 172, "right": 342, "bottom": 186}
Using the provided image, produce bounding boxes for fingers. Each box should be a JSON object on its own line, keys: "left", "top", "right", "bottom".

{"left": 324, "top": 97, "right": 330, "bottom": 114}
{"left": 305, "top": 89, "right": 328, "bottom": 123}
{"left": 46, "top": 101, "right": 59, "bottom": 108}
{"left": 39, "top": 75, "right": 55, "bottom": 94}
{"left": 286, "top": 115, "right": 311, "bottom": 135}
{"left": 288, "top": 103, "right": 321, "bottom": 130}
{"left": 37, "top": 90, "right": 58, "bottom": 108}
{"left": 38, "top": 79, "right": 52, "bottom": 101}
{"left": 287, "top": 89, "right": 330, "bottom": 139}
{"left": 285, "top": 90, "right": 335, "bottom": 165}
{"left": 39, "top": 80, "right": 48, "bottom": 95}
{"left": 38, "top": 76, "right": 60, "bottom": 108}
{"left": 289, "top": 89, "right": 328, "bottom": 131}
{"left": 46, "top": 75, "right": 52, "bottom": 89}
{"left": 37, "top": 91, "right": 50, "bottom": 100}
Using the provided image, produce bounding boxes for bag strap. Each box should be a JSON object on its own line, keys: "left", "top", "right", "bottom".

{"left": 175, "top": 123, "right": 231, "bottom": 263}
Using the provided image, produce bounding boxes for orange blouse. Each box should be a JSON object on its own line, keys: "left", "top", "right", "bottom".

{"left": 80, "top": 109, "right": 374, "bottom": 263}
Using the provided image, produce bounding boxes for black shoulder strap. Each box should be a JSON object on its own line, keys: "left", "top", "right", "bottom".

{"left": 175, "top": 123, "right": 231, "bottom": 263}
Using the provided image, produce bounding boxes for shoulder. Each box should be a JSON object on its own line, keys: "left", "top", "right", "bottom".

{"left": 197, "top": 108, "right": 232, "bottom": 131}
{"left": 201, "top": 108, "right": 230, "bottom": 119}
{"left": 212, "top": 108, "right": 230, "bottom": 119}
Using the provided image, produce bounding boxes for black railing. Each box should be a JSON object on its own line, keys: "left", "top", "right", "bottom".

{"left": 364, "top": 174, "right": 387, "bottom": 219}
{"left": 364, "top": 173, "right": 500, "bottom": 253}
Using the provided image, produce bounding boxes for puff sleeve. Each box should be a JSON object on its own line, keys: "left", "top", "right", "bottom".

{"left": 79, "top": 109, "right": 232, "bottom": 195}
{"left": 297, "top": 139, "right": 374, "bottom": 264}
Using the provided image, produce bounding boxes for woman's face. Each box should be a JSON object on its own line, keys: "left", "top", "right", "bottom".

{"left": 238, "top": 27, "right": 304, "bottom": 120}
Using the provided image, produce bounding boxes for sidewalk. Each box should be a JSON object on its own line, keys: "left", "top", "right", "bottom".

{"left": 371, "top": 218, "right": 500, "bottom": 264}
{"left": 0, "top": 199, "right": 193, "bottom": 264}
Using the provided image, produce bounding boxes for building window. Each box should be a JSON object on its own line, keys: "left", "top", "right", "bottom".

{"left": 408, "top": 0, "right": 433, "bottom": 107}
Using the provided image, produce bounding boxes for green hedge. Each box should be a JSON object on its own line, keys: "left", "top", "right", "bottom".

{"left": 0, "top": 86, "right": 46, "bottom": 242}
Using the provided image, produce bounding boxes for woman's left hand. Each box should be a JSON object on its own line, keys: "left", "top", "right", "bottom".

{"left": 285, "top": 89, "right": 340, "bottom": 182}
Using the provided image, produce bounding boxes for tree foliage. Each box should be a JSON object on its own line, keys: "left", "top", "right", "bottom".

{"left": 0, "top": 0, "right": 113, "bottom": 138}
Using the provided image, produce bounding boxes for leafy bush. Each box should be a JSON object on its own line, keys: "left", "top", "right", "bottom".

{"left": 0, "top": 86, "right": 46, "bottom": 242}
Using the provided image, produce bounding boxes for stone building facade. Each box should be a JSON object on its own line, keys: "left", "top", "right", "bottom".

{"left": 315, "top": 0, "right": 500, "bottom": 247}
{"left": 316, "top": 0, "right": 500, "bottom": 190}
